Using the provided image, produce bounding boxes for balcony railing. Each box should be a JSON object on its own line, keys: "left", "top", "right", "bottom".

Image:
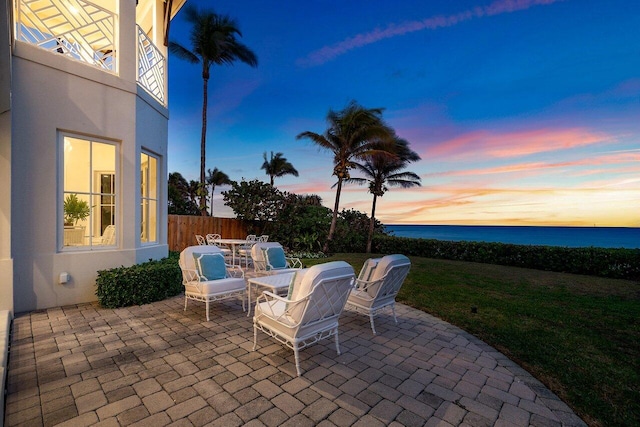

{"left": 137, "top": 26, "right": 166, "bottom": 105}
{"left": 15, "top": 0, "right": 116, "bottom": 72}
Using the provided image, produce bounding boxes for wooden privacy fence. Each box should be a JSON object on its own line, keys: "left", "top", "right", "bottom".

{"left": 168, "top": 215, "right": 259, "bottom": 252}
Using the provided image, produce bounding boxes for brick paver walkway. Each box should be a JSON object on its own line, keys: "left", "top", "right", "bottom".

{"left": 4, "top": 296, "right": 586, "bottom": 426}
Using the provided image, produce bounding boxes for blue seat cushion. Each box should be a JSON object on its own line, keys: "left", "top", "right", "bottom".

{"left": 193, "top": 253, "right": 227, "bottom": 280}
{"left": 263, "top": 247, "right": 287, "bottom": 270}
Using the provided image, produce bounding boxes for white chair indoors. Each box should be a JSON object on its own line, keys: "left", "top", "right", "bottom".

{"left": 252, "top": 261, "right": 355, "bottom": 376}
{"left": 179, "top": 245, "right": 246, "bottom": 321}
{"left": 345, "top": 254, "right": 411, "bottom": 335}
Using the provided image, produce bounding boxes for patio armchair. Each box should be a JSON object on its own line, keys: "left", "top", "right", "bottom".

{"left": 345, "top": 254, "right": 411, "bottom": 335}
{"left": 179, "top": 245, "right": 246, "bottom": 321}
{"left": 253, "top": 261, "right": 355, "bottom": 376}
{"left": 251, "top": 242, "right": 302, "bottom": 276}
{"left": 195, "top": 234, "right": 206, "bottom": 245}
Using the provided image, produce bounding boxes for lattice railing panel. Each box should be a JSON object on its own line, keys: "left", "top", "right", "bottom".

{"left": 137, "top": 25, "right": 166, "bottom": 104}
{"left": 16, "top": 0, "right": 116, "bottom": 72}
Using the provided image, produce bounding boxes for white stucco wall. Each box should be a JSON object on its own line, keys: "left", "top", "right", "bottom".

{"left": 11, "top": 0, "right": 169, "bottom": 312}
{"left": 1, "top": 0, "right": 14, "bottom": 314}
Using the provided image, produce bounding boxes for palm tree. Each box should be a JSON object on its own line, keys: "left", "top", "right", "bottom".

{"left": 261, "top": 151, "right": 299, "bottom": 186}
{"left": 347, "top": 138, "right": 422, "bottom": 253}
{"left": 206, "top": 167, "right": 231, "bottom": 216}
{"left": 169, "top": 5, "right": 258, "bottom": 215}
{"left": 297, "top": 101, "right": 395, "bottom": 252}
{"left": 168, "top": 172, "right": 199, "bottom": 215}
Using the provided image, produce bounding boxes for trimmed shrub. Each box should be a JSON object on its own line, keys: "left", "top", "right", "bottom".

{"left": 96, "top": 252, "right": 183, "bottom": 308}
{"left": 373, "top": 235, "right": 640, "bottom": 280}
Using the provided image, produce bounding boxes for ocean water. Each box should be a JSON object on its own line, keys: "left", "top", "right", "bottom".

{"left": 384, "top": 225, "right": 640, "bottom": 249}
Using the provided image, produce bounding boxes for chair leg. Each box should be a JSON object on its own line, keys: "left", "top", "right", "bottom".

{"left": 293, "top": 345, "right": 302, "bottom": 377}
{"left": 184, "top": 296, "right": 188, "bottom": 312}
{"left": 369, "top": 313, "right": 377, "bottom": 335}
{"left": 391, "top": 304, "right": 398, "bottom": 324}
{"left": 334, "top": 329, "right": 341, "bottom": 356}
{"left": 206, "top": 300, "right": 210, "bottom": 322}
{"left": 252, "top": 326, "right": 258, "bottom": 351}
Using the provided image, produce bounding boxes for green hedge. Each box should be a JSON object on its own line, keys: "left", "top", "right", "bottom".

{"left": 373, "top": 235, "right": 640, "bottom": 280}
{"left": 96, "top": 252, "right": 183, "bottom": 308}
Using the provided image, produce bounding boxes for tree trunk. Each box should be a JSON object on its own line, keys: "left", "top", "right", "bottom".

{"left": 366, "top": 194, "right": 377, "bottom": 253}
{"left": 323, "top": 179, "right": 342, "bottom": 253}
{"left": 199, "top": 76, "right": 209, "bottom": 216}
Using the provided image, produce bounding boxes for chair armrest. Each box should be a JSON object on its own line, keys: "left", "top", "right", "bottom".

{"left": 286, "top": 257, "right": 303, "bottom": 269}
{"left": 225, "top": 264, "right": 245, "bottom": 279}
{"left": 255, "top": 291, "right": 308, "bottom": 325}
{"left": 181, "top": 268, "right": 200, "bottom": 283}
{"left": 354, "top": 276, "right": 384, "bottom": 292}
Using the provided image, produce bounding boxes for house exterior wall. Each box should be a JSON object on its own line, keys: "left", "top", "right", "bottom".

{"left": 10, "top": 0, "right": 170, "bottom": 313}
{"left": 1, "top": 0, "right": 14, "bottom": 314}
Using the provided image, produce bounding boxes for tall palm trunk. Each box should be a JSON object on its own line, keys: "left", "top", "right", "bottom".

{"left": 324, "top": 179, "right": 343, "bottom": 252}
{"left": 199, "top": 75, "right": 209, "bottom": 216}
{"left": 367, "top": 194, "right": 378, "bottom": 253}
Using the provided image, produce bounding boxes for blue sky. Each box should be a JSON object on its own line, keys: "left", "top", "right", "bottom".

{"left": 167, "top": 0, "right": 640, "bottom": 226}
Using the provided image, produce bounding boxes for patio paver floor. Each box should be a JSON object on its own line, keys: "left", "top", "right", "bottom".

{"left": 4, "top": 296, "right": 587, "bottom": 426}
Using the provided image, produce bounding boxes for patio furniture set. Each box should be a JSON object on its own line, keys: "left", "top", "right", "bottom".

{"left": 179, "top": 238, "right": 411, "bottom": 376}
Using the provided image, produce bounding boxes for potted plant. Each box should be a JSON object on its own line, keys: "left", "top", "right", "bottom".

{"left": 64, "top": 194, "right": 90, "bottom": 226}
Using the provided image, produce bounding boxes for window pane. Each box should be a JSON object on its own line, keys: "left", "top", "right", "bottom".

{"left": 148, "top": 200, "right": 156, "bottom": 242}
{"left": 148, "top": 156, "right": 157, "bottom": 199}
{"left": 64, "top": 137, "right": 90, "bottom": 193}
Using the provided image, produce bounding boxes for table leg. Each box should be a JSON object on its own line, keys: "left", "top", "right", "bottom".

{"left": 247, "top": 281, "right": 252, "bottom": 317}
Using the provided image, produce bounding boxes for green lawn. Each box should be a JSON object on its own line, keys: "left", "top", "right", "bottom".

{"left": 303, "top": 254, "right": 640, "bottom": 427}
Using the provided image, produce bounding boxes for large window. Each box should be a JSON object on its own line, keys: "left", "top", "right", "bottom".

{"left": 62, "top": 135, "right": 117, "bottom": 248}
{"left": 140, "top": 152, "right": 158, "bottom": 243}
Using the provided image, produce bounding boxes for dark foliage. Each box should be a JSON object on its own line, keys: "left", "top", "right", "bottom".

{"left": 373, "top": 235, "right": 640, "bottom": 280}
{"left": 96, "top": 252, "right": 182, "bottom": 308}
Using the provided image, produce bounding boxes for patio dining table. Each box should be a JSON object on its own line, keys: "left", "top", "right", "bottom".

{"left": 216, "top": 238, "right": 250, "bottom": 266}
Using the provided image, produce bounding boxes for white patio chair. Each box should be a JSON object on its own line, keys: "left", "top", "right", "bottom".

{"left": 236, "top": 234, "right": 257, "bottom": 268}
{"left": 258, "top": 235, "right": 269, "bottom": 242}
{"left": 206, "top": 233, "right": 232, "bottom": 260}
{"left": 251, "top": 242, "right": 302, "bottom": 276}
{"left": 179, "top": 245, "right": 246, "bottom": 321}
{"left": 253, "top": 261, "right": 355, "bottom": 376}
{"left": 345, "top": 254, "right": 411, "bottom": 335}
{"left": 195, "top": 234, "right": 206, "bottom": 245}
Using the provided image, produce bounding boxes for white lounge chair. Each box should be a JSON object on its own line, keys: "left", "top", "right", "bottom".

{"left": 253, "top": 261, "right": 355, "bottom": 376}
{"left": 251, "top": 242, "right": 302, "bottom": 276}
{"left": 346, "top": 254, "right": 411, "bottom": 335}
{"left": 179, "top": 245, "right": 246, "bottom": 321}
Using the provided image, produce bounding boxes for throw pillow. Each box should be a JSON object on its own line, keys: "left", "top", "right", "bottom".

{"left": 193, "top": 253, "right": 226, "bottom": 280}
{"left": 263, "top": 247, "right": 287, "bottom": 270}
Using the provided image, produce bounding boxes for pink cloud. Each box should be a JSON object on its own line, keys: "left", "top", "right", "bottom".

{"left": 297, "top": 0, "right": 564, "bottom": 67}
{"left": 429, "top": 152, "right": 640, "bottom": 178}
{"left": 426, "top": 127, "right": 611, "bottom": 159}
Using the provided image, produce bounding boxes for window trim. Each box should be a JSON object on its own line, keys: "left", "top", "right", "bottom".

{"left": 59, "top": 132, "right": 120, "bottom": 251}
{"left": 140, "top": 149, "right": 160, "bottom": 245}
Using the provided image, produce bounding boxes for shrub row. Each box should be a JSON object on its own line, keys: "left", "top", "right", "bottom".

{"left": 96, "top": 252, "right": 183, "bottom": 308}
{"left": 373, "top": 235, "right": 640, "bottom": 280}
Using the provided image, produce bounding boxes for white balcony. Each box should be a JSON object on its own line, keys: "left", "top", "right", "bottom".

{"left": 15, "top": 0, "right": 167, "bottom": 105}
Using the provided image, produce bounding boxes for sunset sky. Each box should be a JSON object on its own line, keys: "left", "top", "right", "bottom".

{"left": 167, "top": 0, "right": 640, "bottom": 227}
